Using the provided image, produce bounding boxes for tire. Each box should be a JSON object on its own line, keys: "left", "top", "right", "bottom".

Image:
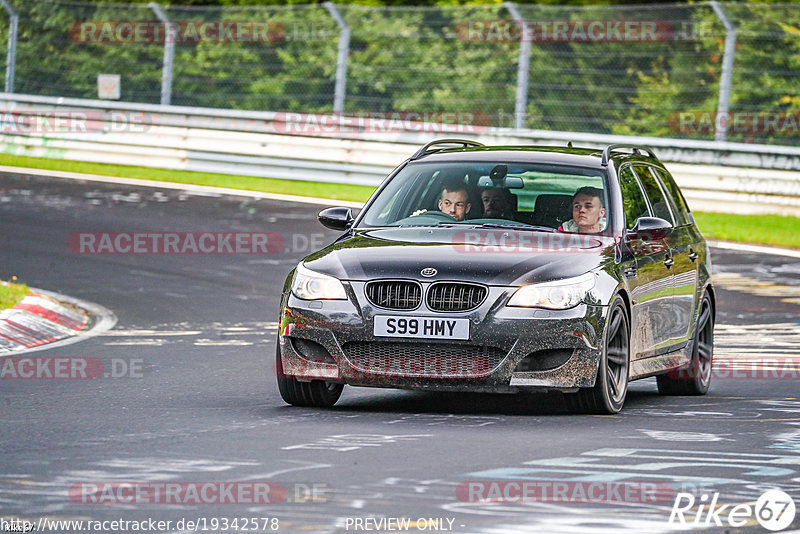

{"left": 566, "top": 295, "right": 630, "bottom": 414}
{"left": 276, "top": 341, "right": 343, "bottom": 407}
{"left": 657, "top": 292, "right": 714, "bottom": 396}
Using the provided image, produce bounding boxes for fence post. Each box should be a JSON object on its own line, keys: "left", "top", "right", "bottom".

{"left": 148, "top": 2, "right": 175, "bottom": 106}
{"left": 0, "top": 0, "right": 18, "bottom": 93}
{"left": 324, "top": 2, "right": 349, "bottom": 114}
{"left": 504, "top": 2, "right": 530, "bottom": 130}
{"left": 710, "top": 1, "right": 736, "bottom": 143}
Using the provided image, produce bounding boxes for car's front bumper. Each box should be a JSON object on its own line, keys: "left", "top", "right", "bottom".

{"left": 278, "top": 283, "right": 608, "bottom": 393}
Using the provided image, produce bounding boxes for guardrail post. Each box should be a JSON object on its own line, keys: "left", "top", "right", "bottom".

{"left": 149, "top": 2, "right": 174, "bottom": 106}
{"left": 324, "top": 2, "right": 349, "bottom": 114}
{"left": 0, "top": 0, "right": 18, "bottom": 93}
{"left": 710, "top": 1, "right": 737, "bottom": 143}
{"left": 504, "top": 2, "right": 530, "bottom": 130}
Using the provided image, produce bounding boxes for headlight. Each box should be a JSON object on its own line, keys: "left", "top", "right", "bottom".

{"left": 507, "top": 273, "right": 595, "bottom": 309}
{"left": 291, "top": 263, "right": 347, "bottom": 300}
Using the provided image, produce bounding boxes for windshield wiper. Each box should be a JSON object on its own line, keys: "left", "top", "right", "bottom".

{"left": 478, "top": 223, "right": 557, "bottom": 233}
{"left": 435, "top": 222, "right": 481, "bottom": 228}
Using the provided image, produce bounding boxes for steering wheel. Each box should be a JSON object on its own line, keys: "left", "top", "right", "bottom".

{"left": 416, "top": 210, "right": 458, "bottom": 221}
{"left": 391, "top": 210, "right": 458, "bottom": 226}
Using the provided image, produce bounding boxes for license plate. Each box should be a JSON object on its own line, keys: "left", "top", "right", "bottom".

{"left": 373, "top": 316, "right": 470, "bottom": 340}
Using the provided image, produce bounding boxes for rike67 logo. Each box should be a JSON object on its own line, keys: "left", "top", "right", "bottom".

{"left": 669, "top": 489, "right": 796, "bottom": 531}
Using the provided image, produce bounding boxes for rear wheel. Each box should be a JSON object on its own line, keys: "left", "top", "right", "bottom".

{"left": 657, "top": 292, "right": 713, "bottom": 396}
{"left": 276, "top": 341, "right": 343, "bottom": 407}
{"left": 566, "top": 295, "right": 630, "bottom": 414}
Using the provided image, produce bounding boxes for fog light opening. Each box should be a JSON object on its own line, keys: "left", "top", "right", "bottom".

{"left": 514, "top": 349, "right": 574, "bottom": 372}
{"left": 291, "top": 338, "right": 337, "bottom": 364}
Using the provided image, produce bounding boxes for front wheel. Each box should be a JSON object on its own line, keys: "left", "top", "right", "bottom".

{"left": 657, "top": 292, "right": 714, "bottom": 396}
{"left": 566, "top": 295, "right": 630, "bottom": 414}
{"left": 276, "top": 342, "right": 343, "bottom": 407}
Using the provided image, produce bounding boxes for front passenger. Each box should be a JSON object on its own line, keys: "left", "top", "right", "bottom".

{"left": 558, "top": 186, "right": 607, "bottom": 234}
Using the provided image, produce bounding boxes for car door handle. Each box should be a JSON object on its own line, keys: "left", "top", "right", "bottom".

{"left": 688, "top": 250, "right": 699, "bottom": 261}
{"left": 664, "top": 256, "right": 674, "bottom": 268}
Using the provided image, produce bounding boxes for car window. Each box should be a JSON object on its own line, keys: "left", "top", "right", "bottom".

{"left": 359, "top": 161, "right": 608, "bottom": 231}
{"left": 652, "top": 167, "right": 691, "bottom": 226}
{"left": 618, "top": 166, "right": 651, "bottom": 230}
{"left": 633, "top": 165, "right": 674, "bottom": 224}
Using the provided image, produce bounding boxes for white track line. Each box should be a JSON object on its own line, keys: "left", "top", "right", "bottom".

{"left": 707, "top": 240, "right": 800, "bottom": 259}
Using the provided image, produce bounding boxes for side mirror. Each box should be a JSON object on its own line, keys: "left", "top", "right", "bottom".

{"left": 632, "top": 216, "right": 671, "bottom": 232}
{"left": 318, "top": 207, "right": 354, "bottom": 231}
{"left": 626, "top": 216, "right": 672, "bottom": 245}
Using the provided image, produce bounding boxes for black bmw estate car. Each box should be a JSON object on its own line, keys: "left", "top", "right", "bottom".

{"left": 276, "top": 140, "right": 715, "bottom": 414}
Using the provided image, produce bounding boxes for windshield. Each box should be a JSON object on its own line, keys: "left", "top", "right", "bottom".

{"left": 359, "top": 161, "right": 609, "bottom": 234}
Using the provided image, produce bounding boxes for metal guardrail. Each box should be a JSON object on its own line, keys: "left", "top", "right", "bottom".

{"left": 1, "top": 93, "right": 800, "bottom": 216}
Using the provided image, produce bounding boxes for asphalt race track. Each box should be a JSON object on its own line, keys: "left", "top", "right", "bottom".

{"left": 2, "top": 171, "right": 800, "bottom": 534}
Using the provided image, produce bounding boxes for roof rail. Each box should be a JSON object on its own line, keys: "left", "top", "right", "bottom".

{"left": 601, "top": 144, "right": 657, "bottom": 166}
{"left": 410, "top": 139, "right": 484, "bottom": 160}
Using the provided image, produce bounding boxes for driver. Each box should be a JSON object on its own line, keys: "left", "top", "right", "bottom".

{"left": 438, "top": 180, "right": 472, "bottom": 221}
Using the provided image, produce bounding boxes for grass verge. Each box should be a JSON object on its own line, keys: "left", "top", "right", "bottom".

{"left": 692, "top": 212, "right": 800, "bottom": 249}
{"left": 0, "top": 280, "right": 29, "bottom": 311}
{"left": 1, "top": 154, "right": 798, "bottom": 249}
